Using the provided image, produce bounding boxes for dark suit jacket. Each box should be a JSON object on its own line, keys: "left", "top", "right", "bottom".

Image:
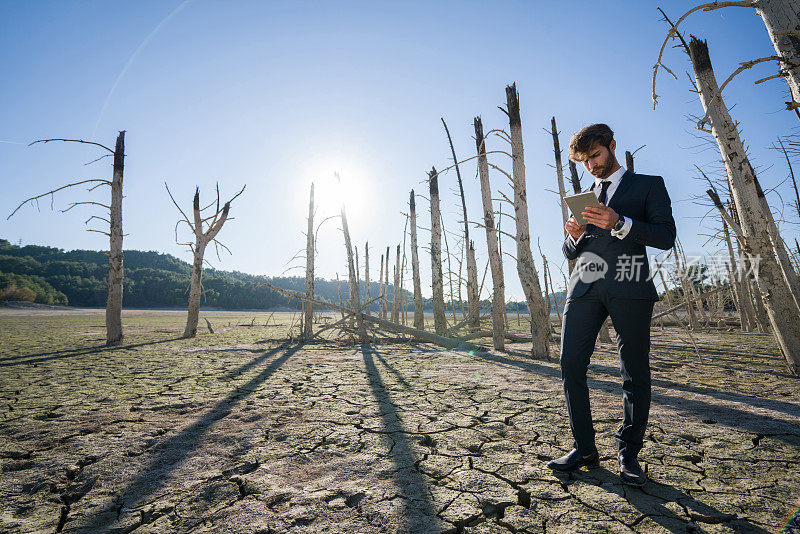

{"left": 562, "top": 170, "right": 676, "bottom": 302}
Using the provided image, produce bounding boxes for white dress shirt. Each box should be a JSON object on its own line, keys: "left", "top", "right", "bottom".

{"left": 569, "top": 166, "right": 632, "bottom": 245}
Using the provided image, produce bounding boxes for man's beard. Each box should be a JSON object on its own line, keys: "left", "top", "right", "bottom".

{"left": 590, "top": 153, "right": 617, "bottom": 179}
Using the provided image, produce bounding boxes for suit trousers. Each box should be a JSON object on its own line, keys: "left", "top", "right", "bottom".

{"left": 559, "top": 278, "right": 655, "bottom": 458}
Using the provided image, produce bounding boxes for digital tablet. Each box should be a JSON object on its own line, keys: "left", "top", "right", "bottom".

{"left": 564, "top": 191, "right": 601, "bottom": 225}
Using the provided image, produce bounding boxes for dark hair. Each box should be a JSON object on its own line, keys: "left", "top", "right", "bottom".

{"left": 568, "top": 124, "right": 614, "bottom": 161}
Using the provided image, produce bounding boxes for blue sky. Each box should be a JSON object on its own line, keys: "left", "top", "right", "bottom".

{"left": 1, "top": 0, "right": 798, "bottom": 300}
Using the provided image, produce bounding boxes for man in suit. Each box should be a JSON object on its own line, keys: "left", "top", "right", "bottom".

{"left": 546, "top": 123, "right": 676, "bottom": 486}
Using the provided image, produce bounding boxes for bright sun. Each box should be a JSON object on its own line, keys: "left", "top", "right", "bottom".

{"left": 302, "top": 154, "right": 369, "bottom": 225}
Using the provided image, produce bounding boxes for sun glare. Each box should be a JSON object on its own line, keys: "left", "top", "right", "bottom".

{"left": 302, "top": 154, "right": 370, "bottom": 226}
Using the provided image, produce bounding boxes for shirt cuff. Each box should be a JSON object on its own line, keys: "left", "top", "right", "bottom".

{"left": 569, "top": 231, "right": 586, "bottom": 245}
{"left": 611, "top": 216, "right": 633, "bottom": 239}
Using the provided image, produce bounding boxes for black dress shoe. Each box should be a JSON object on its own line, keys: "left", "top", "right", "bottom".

{"left": 619, "top": 455, "right": 646, "bottom": 486}
{"left": 546, "top": 449, "right": 600, "bottom": 471}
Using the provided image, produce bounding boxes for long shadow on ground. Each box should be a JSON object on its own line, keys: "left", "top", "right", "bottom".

{"left": 371, "top": 347, "right": 413, "bottom": 390}
{"left": 469, "top": 351, "right": 800, "bottom": 445}
{"left": 76, "top": 341, "right": 301, "bottom": 532}
{"left": 0, "top": 336, "right": 185, "bottom": 366}
{"left": 361, "top": 345, "right": 439, "bottom": 533}
{"left": 556, "top": 467, "right": 769, "bottom": 533}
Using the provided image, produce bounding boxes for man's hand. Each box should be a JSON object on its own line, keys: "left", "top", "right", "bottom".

{"left": 565, "top": 216, "right": 586, "bottom": 240}
{"left": 581, "top": 204, "right": 620, "bottom": 230}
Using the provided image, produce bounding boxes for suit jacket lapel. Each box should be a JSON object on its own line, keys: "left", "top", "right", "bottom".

{"left": 608, "top": 169, "right": 634, "bottom": 211}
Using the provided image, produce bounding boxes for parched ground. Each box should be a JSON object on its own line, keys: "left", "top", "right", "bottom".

{"left": 0, "top": 309, "right": 799, "bottom": 533}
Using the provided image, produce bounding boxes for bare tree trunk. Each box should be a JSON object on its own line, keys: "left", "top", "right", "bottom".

{"left": 429, "top": 167, "right": 447, "bottom": 334}
{"left": 691, "top": 36, "right": 800, "bottom": 373}
{"left": 341, "top": 203, "right": 367, "bottom": 342}
{"left": 730, "top": 198, "right": 768, "bottom": 332}
{"left": 337, "top": 273, "right": 345, "bottom": 321}
{"left": 757, "top": 0, "right": 800, "bottom": 114}
{"left": 474, "top": 116, "right": 505, "bottom": 350}
{"left": 399, "top": 215, "right": 409, "bottom": 326}
{"left": 106, "top": 131, "right": 125, "bottom": 345}
{"left": 466, "top": 241, "right": 479, "bottom": 330}
{"left": 708, "top": 187, "right": 752, "bottom": 331}
{"left": 410, "top": 190, "right": 425, "bottom": 329}
{"left": 679, "top": 237, "right": 712, "bottom": 327}
{"left": 441, "top": 218, "right": 457, "bottom": 324}
{"left": 178, "top": 184, "right": 242, "bottom": 338}
{"left": 598, "top": 318, "right": 613, "bottom": 343}
{"left": 304, "top": 183, "right": 315, "bottom": 338}
{"left": 754, "top": 175, "right": 800, "bottom": 311}
{"left": 723, "top": 219, "right": 752, "bottom": 331}
{"left": 674, "top": 244, "right": 699, "bottom": 330}
{"left": 551, "top": 117, "right": 569, "bottom": 236}
{"left": 378, "top": 253, "right": 385, "bottom": 319}
{"left": 365, "top": 242, "right": 370, "bottom": 312}
{"left": 567, "top": 159, "right": 583, "bottom": 276}
{"left": 545, "top": 255, "right": 562, "bottom": 324}
{"left": 383, "top": 246, "right": 390, "bottom": 320}
{"left": 625, "top": 150, "right": 635, "bottom": 172}
{"left": 507, "top": 83, "right": 550, "bottom": 358}
{"left": 392, "top": 244, "right": 401, "bottom": 323}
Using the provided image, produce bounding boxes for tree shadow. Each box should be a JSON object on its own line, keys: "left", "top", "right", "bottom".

{"left": 360, "top": 345, "right": 439, "bottom": 532}
{"left": 467, "top": 351, "right": 800, "bottom": 445}
{"left": 369, "top": 346, "right": 413, "bottom": 390}
{"left": 650, "top": 342, "right": 797, "bottom": 380}
{"left": 0, "top": 336, "right": 185, "bottom": 366}
{"left": 561, "top": 467, "right": 769, "bottom": 533}
{"left": 77, "top": 341, "right": 301, "bottom": 532}
{"left": 587, "top": 362, "right": 800, "bottom": 419}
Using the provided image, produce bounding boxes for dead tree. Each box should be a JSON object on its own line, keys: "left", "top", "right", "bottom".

{"left": 399, "top": 215, "right": 410, "bottom": 326}
{"left": 378, "top": 253, "right": 385, "bottom": 319}
{"left": 338, "top": 176, "right": 367, "bottom": 342}
{"left": 689, "top": 36, "right": 800, "bottom": 373}
{"left": 466, "top": 241, "right": 479, "bottom": 330}
{"left": 409, "top": 190, "right": 425, "bottom": 329}
{"left": 364, "top": 242, "right": 370, "bottom": 312}
{"left": 752, "top": 173, "right": 800, "bottom": 311}
{"left": 441, "top": 215, "right": 458, "bottom": 323}
{"left": 707, "top": 186, "right": 757, "bottom": 331}
{"left": 551, "top": 117, "right": 570, "bottom": 235}
{"left": 383, "top": 246, "right": 391, "bottom": 320}
{"left": 757, "top": 1, "right": 800, "bottom": 114}
{"left": 304, "top": 183, "right": 315, "bottom": 338}
{"left": 474, "top": 116, "right": 505, "bottom": 350}
{"left": 442, "top": 117, "right": 480, "bottom": 329}
{"left": 8, "top": 132, "right": 127, "bottom": 345}
{"left": 336, "top": 273, "right": 345, "bottom": 320}
{"left": 654, "top": 2, "right": 800, "bottom": 121}
{"left": 167, "top": 182, "right": 245, "bottom": 338}
{"left": 566, "top": 160, "right": 583, "bottom": 275}
{"left": 392, "top": 244, "right": 401, "bottom": 323}
{"left": 507, "top": 83, "right": 550, "bottom": 358}
{"left": 729, "top": 197, "right": 770, "bottom": 332}
{"left": 429, "top": 167, "right": 448, "bottom": 334}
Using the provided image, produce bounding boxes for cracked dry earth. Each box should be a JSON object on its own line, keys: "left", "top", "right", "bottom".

{"left": 1, "top": 311, "right": 799, "bottom": 533}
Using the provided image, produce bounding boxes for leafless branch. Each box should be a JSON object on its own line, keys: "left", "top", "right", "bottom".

{"left": 7, "top": 179, "right": 112, "bottom": 219}
{"left": 697, "top": 56, "right": 790, "bottom": 129}
{"left": 61, "top": 201, "right": 110, "bottom": 213}
{"left": 652, "top": 2, "right": 756, "bottom": 108}
{"left": 29, "top": 138, "right": 115, "bottom": 154}
{"left": 84, "top": 154, "right": 113, "bottom": 166}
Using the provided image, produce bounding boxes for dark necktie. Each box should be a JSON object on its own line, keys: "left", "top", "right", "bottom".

{"left": 598, "top": 180, "right": 611, "bottom": 205}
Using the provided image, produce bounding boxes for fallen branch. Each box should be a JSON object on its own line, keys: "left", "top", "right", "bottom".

{"left": 257, "top": 281, "right": 484, "bottom": 352}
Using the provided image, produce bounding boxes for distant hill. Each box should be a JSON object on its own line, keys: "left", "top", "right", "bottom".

{"left": 0, "top": 238, "right": 413, "bottom": 311}
{"left": 0, "top": 238, "right": 567, "bottom": 312}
